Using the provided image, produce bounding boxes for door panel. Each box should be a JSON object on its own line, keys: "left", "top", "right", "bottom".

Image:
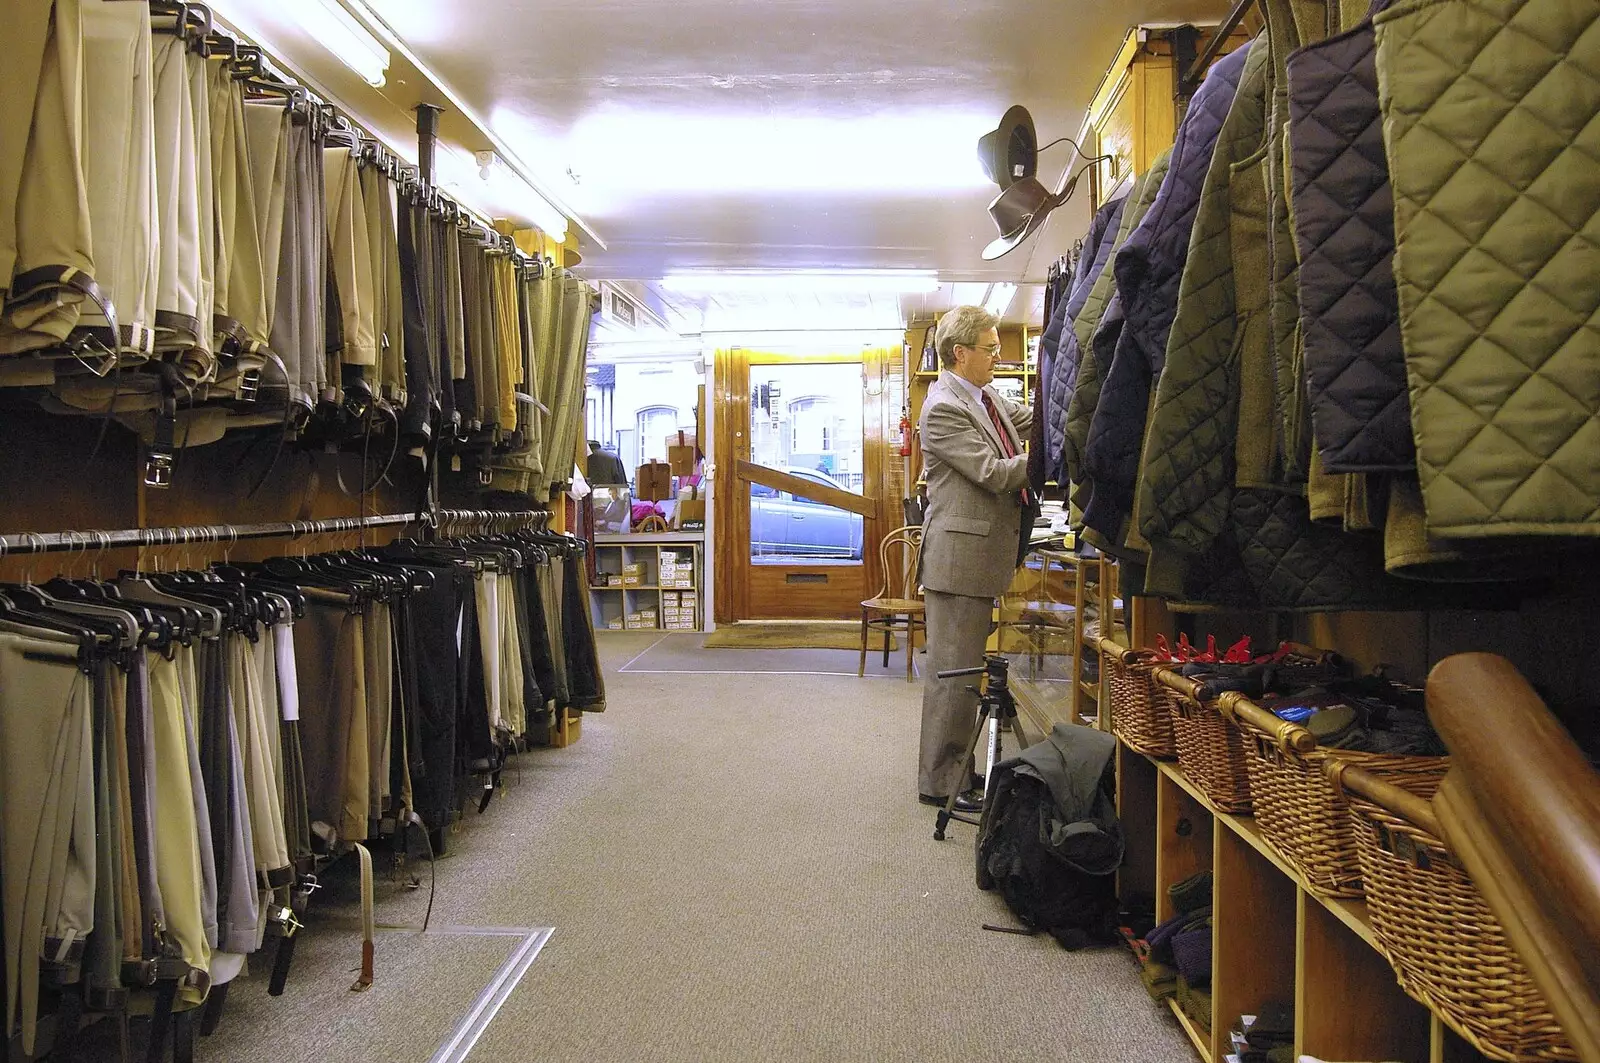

{"left": 715, "top": 348, "right": 893, "bottom": 621}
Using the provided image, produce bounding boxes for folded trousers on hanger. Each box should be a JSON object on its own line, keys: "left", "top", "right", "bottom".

{"left": 294, "top": 598, "right": 368, "bottom": 848}
{"left": 147, "top": 649, "right": 211, "bottom": 1003}
{"left": 80, "top": 0, "right": 158, "bottom": 355}
{"left": 325, "top": 146, "right": 378, "bottom": 369}
{"left": 0, "top": 628, "right": 95, "bottom": 1057}
{"left": 364, "top": 601, "right": 394, "bottom": 821}
{"left": 0, "top": 0, "right": 95, "bottom": 357}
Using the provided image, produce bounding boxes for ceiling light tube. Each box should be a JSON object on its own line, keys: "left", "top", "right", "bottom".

{"left": 984, "top": 282, "right": 1018, "bottom": 318}
{"left": 475, "top": 151, "right": 568, "bottom": 241}
{"left": 308, "top": 0, "right": 390, "bottom": 86}
{"left": 661, "top": 271, "right": 941, "bottom": 295}
{"left": 208, "top": 0, "right": 390, "bottom": 86}
{"left": 341, "top": 0, "right": 601, "bottom": 250}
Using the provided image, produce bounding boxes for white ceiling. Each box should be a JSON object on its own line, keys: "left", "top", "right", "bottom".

{"left": 363, "top": 0, "right": 1225, "bottom": 289}
{"left": 222, "top": 0, "right": 1231, "bottom": 326}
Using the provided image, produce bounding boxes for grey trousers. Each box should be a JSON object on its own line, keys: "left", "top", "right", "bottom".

{"left": 919, "top": 590, "right": 994, "bottom": 798}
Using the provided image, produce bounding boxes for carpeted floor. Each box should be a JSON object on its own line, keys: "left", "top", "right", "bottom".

{"left": 76, "top": 632, "right": 1191, "bottom": 1063}
{"left": 621, "top": 632, "right": 920, "bottom": 678}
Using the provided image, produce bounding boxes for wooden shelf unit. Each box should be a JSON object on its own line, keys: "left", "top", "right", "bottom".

{"left": 590, "top": 536, "right": 703, "bottom": 633}
{"left": 1118, "top": 745, "right": 1489, "bottom": 1063}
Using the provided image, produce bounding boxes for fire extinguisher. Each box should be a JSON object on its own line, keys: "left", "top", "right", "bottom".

{"left": 898, "top": 410, "right": 912, "bottom": 457}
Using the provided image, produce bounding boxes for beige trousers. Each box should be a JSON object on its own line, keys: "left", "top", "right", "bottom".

{"left": 0, "top": 627, "right": 95, "bottom": 1057}
{"left": 0, "top": 0, "right": 94, "bottom": 356}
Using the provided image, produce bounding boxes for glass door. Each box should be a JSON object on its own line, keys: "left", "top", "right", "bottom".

{"left": 716, "top": 349, "right": 890, "bottom": 621}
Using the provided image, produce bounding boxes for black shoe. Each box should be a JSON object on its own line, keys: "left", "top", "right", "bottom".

{"left": 919, "top": 788, "right": 984, "bottom": 813}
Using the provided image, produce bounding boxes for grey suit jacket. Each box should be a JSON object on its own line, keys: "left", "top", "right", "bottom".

{"left": 918, "top": 372, "right": 1034, "bottom": 599}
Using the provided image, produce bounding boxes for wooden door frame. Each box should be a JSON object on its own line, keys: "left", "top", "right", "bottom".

{"left": 713, "top": 347, "right": 893, "bottom": 623}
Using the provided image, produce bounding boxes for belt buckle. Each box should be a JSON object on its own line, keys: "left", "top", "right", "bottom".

{"left": 237, "top": 369, "right": 261, "bottom": 403}
{"left": 144, "top": 449, "right": 174, "bottom": 488}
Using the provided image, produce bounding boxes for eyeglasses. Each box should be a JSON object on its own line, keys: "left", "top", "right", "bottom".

{"left": 960, "top": 342, "right": 1003, "bottom": 356}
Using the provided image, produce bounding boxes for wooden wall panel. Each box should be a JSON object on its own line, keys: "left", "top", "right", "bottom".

{"left": 0, "top": 406, "right": 428, "bottom": 576}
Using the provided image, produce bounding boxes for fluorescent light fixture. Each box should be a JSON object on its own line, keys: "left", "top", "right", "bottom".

{"left": 950, "top": 283, "right": 991, "bottom": 307}
{"left": 984, "top": 282, "right": 1018, "bottom": 318}
{"left": 342, "top": 0, "right": 601, "bottom": 250}
{"left": 565, "top": 110, "right": 995, "bottom": 196}
{"left": 308, "top": 0, "right": 389, "bottom": 86}
{"left": 661, "top": 271, "right": 940, "bottom": 295}
{"left": 437, "top": 147, "right": 569, "bottom": 241}
{"left": 206, "top": 0, "right": 389, "bottom": 86}
{"left": 475, "top": 151, "right": 568, "bottom": 241}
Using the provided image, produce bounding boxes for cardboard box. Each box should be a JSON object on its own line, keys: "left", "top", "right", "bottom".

{"left": 665, "top": 430, "right": 698, "bottom": 477}
{"left": 607, "top": 619, "right": 624, "bottom": 630}
{"left": 676, "top": 497, "right": 705, "bottom": 530}
{"left": 635, "top": 461, "right": 673, "bottom": 502}
{"left": 621, "top": 562, "right": 646, "bottom": 587}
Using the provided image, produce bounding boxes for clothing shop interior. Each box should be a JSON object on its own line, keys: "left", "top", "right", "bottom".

{"left": 4, "top": 1, "right": 1600, "bottom": 1062}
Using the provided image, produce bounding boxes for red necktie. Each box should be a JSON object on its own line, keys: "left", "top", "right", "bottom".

{"left": 981, "top": 391, "right": 1032, "bottom": 506}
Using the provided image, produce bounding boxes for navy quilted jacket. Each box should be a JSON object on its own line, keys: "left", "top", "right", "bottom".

{"left": 1287, "top": 2, "right": 1413, "bottom": 473}
{"left": 1080, "top": 44, "right": 1251, "bottom": 545}
{"left": 1044, "top": 195, "right": 1126, "bottom": 484}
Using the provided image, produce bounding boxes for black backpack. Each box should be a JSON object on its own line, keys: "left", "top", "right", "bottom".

{"left": 978, "top": 771, "right": 1121, "bottom": 950}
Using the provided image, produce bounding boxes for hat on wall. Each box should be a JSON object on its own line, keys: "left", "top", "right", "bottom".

{"left": 981, "top": 177, "right": 1056, "bottom": 260}
{"left": 977, "top": 105, "right": 1038, "bottom": 189}
{"left": 980, "top": 159, "right": 1092, "bottom": 261}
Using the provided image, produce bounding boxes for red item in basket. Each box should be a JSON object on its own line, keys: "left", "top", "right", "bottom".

{"left": 1155, "top": 634, "right": 1174, "bottom": 661}
{"left": 1223, "top": 637, "right": 1253, "bottom": 664}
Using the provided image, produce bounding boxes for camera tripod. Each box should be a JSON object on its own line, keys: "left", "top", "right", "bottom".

{"left": 932, "top": 654, "right": 1035, "bottom": 841}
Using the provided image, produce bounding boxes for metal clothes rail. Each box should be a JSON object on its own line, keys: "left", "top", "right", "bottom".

{"left": 0, "top": 509, "right": 551, "bottom": 558}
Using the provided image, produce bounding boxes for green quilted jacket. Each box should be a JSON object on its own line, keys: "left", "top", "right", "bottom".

{"left": 1377, "top": 0, "right": 1600, "bottom": 539}
{"left": 1137, "top": 38, "right": 1272, "bottom": 599}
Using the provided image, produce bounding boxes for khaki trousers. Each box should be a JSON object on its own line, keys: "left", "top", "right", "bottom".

{"left": 0, "top": 0, "right": 94, "bottom": 355}
{"left": 150, "top": 31, "right": 204, "bottom": 361}
{"left": 324, "top": 146, "right": 377, "bottom": 367}
{"left": 364, "top": 602, "right": 394, "bottom": 820}
{"left": 147, "top": 650, "right": 211, "bottom": 1001}
{"left": 360, "top": 164, "right": 405, "bottom": 398}
{"left": 499, "top": 569, "right": 527, "bottom": 737}
{"left": 0, "top": 627, "right": 95, "bottom": 1057}
{"left": 476, "top": 573, "right": 504, "bottom": 733}
{"left": 919, "top": 590, "right": 993, "bottom": 797}
{"left": 81, "top": 0, "right": 157, "bottom": 354}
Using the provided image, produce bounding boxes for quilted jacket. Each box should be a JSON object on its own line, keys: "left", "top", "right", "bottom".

{"left": 1136, "top": 36, "right": 1272, "bottom": 599}
{"left": 1287, "top": 0, "right": 1414, "bottom": 473}
{"left": 1066, "top": 156, "right": 1168, "bottom": 516}
{"left": 1043, "top": 195, "right": 1125, "bottom": 485}
{"left": 1080, "top": 44, "right": 1251, "bottom": 550}
{"left": 1376, "top": 0, "right": 1600, "bottom": 539}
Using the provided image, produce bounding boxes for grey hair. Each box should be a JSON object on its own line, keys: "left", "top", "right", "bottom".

{"left": 935, "top": 305, "right": 999, "bottom": 368}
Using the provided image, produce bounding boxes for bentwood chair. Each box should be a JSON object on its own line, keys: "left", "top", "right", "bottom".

{"left": 859, "top": 526, "right": 925, "bottom": 681}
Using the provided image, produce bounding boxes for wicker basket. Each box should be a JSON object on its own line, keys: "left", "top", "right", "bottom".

{"left": 1331, "top": 762, "right": 1576, "bottom": 1062}
{"left": 1157, "top": 669, "right": 1254, "bottom": 813}
{"left": 1225, "top": 696, "right": 1447, "bottom": 898}
{"left": 1099, "top": 636, "right": 1176, "bottom": 758}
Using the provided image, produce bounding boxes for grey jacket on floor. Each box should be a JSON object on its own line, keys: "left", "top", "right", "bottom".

{"left": 918, "top": 372, "right": 1032, "bottom": 599}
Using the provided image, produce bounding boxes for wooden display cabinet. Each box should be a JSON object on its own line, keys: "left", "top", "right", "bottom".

{"left": 1117, "top": 749, "right": 1490, "bottom": 1063}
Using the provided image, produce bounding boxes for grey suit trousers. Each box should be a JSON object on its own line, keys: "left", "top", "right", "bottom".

{"left": 919, "top": 589, "right": 993, "bottom": 797}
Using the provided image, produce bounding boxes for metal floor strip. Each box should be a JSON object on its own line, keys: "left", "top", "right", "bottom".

{"left": 421, "top": 926, "right": 555, "bottom": 1063}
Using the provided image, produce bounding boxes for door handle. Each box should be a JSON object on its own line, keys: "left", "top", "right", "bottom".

{"left": 793, "top": 516, "right": 806, "bottom": 521}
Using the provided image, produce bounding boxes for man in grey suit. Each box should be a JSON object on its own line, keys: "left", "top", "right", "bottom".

{"left": 917, "top": 305, "right": 1032, "bottom": 810}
